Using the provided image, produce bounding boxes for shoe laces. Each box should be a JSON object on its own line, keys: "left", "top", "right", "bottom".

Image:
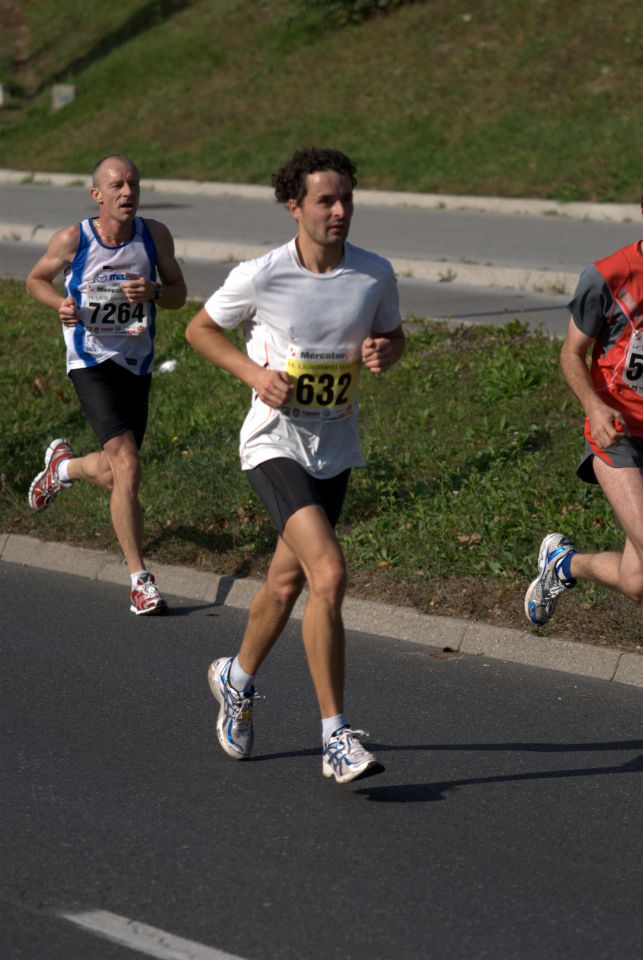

{"left": 225, "top": 684, "right": 260, "bottom": 721}
{"left": 329, "top": 727, "right": 371, "bottom": 759}
{"left": 135, "top": 575, "right": 159, "bottom": 599}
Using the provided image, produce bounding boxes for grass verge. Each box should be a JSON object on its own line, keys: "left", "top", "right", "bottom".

{"left": 1, "top": 278, "right": 640, "bottom": 651}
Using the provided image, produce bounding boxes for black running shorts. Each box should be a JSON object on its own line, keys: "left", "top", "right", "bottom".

{"left": 577, "top": 434, "right": 643, "bottom": 484}
{"left": 69, "top": 359, "right": 151, "bottom": 448}
{"left": 246, "top": 458, "right": 351, "bottom": 534}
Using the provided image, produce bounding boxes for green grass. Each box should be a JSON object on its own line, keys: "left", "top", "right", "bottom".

{"left": 0, "top": 0, "right": 641, "bottom": 201}
{"left": 3, "top": 277, "right": 639, "bottom": 649}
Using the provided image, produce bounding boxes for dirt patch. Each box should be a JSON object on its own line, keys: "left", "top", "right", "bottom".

{"left": 344, "top": 569, "right": 642, "bottom": 654}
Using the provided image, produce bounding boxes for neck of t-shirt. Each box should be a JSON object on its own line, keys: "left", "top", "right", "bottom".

{"left": 294, "top": 236, "right": 344, "bottom": 274}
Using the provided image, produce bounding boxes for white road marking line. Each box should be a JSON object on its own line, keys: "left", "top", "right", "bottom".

{"left": 58, "top": 909, "right": 248, "bottom": 960}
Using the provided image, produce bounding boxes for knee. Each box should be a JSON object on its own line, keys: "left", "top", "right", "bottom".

{"left": 267, "top": 569, "right": 305, "bottom": 610}
{"left": 625, "top": 572, "right": 643, "bottom": 605}
{"left": 619, "top": 552, "right": 643, "bottom": 602}
{"left": 109, "top": 446, "right": 140, "bottom": 487}
{"left": 309, "top": 555, "right": 348, "bottom": 606}
{"left": 98, "top": 466, "right": 114, "bottom": 493}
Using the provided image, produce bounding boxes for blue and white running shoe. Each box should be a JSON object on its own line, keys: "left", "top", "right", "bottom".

{"left": 322, "top": 727, "right": 384, "bottom": 784}
{"left": 524, "top": 532, "right": 576, "bottom": 626}
{"left": 208, "top": 657, "right": 254, "bottom": 760}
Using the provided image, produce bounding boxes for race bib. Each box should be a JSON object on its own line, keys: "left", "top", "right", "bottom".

{"left": 82, "top": 282, "right": 148, "bottom": 336}
{"left": 623, "top": 328, "right": 643, "bottom": 397}
{"left": 282, "top": 345, "right": 360, "bottom": 421}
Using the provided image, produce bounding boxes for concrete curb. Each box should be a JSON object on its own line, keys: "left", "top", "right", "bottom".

{"left": 2, "top": 533, "right": 641, "bottom": 688}
{"left": 0, "top": 222, "right": 579, "bottom": 296}
{"left": 0, "top": 168, "right": 637, "bottom": 223}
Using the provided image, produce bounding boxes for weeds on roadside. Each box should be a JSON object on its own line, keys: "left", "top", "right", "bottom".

{"left": 2, "top": 280, "right": 632, "bottom": 642}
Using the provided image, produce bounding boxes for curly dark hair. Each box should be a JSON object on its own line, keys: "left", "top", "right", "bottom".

{"left": 272, "top": 148, "right": 358, "bottom": 204}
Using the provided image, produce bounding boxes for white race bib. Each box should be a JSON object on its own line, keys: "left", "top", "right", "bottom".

{"left": 623, "top": 328, "right": 643, "bottom": 397}
{"left": 82, "top": 282, "right": 148, "bottom": 336}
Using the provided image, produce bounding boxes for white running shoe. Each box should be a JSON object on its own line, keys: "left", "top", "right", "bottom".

{"left": 524, "top": 532, "right": 576, "bottom": 626}
{"left": 208, "top": 657, "right": 255, "bottom": 760}
{"left": 322, "top": 727, "right": 384, "bottom": 784}
{"left": 28, "top": 438, "right": 75, "bottom": 511}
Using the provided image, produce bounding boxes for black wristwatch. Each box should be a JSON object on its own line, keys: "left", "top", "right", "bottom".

{"left": 151, "top": 282, "right": 162, "bottom": 301}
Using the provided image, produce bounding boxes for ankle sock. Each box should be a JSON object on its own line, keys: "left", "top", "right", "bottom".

{"left": 556, "top": 551, "right": 576, "bottom": 583}
{"left": 130, "top": 570, "right": 147, "bottom": 587}
{"left": 322, "top": 714, "right": 348, "bottom": 744}
{"left": 229, "top": 656, "right": 255, "bottom": 694}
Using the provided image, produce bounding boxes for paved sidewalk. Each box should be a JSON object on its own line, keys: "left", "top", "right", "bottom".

{"left": 2, "top": 532, "right": 642, "bottom": 689}
{"left": 0, "top": 167, "right": 635, "bottom": 220}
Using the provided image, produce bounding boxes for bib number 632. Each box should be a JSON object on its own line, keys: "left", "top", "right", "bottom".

{"left": 294, "top": 370, "right": 352, "bottom": 407}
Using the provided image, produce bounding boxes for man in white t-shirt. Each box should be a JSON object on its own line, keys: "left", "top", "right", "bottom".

{"left": 186, "top": 147, "right": 405, "bottom": 784}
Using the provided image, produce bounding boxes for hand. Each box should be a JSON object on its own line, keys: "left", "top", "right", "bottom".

{"left": 362, "top": 336, "right": 394, "bottom": 373}
{"left": 588, "top": 404, "right": 628, "bottom": 447}
{"left": 120, "top": 272, "right": 152, "bottom": 303}
{"left": 59, "top": 295, "right": 79, "bottom": 327}
{"left": 254, "top": 368, "right": 293, "bottom": 409}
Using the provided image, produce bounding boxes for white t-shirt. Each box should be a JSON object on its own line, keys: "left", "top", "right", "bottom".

{"left": 204, "top": 239, "right": 401, "bottom": 477}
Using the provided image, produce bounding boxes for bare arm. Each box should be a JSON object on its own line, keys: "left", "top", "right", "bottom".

{"left": 361, "top": 324, "right": 406, "bottom": 374}
{"left": 185, "top": 307, "right": 293, "bottom": 408}
{"left": 25, "top": 225, "right": 81, "bottom": 326}
{"left": 121, "top": 219, "right": 187, "bottom": 308}
{"left": 560, "top": 315, "right": 625, "bottom": 447}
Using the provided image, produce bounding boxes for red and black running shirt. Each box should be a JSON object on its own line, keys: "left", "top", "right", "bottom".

{"left": 568, "top": 240, "right": 643, "bottom": 439}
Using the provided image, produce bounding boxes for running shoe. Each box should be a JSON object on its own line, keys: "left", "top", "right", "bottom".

{"left": 28, "top": 437, "right": 75, "bottom": 511}
{"left": 322, "top": 726, "right": 384, "bottom": 784}
{"left": 130, "top": 572, "right": 168, "bottom": 616}
{"left": 524, "top": 532, "right": 577, "bottom": 626}
{"left": 208, "top": 657, "right": 254, "bottom": 760}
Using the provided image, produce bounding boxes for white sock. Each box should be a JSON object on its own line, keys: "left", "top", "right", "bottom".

{"left": 322, "top": 714, "right": 348, "bottom": 744}
{"left": 130, "top": 570, "right": 147, "bottom": 587}
{"left": 229, "top": 656, "right": 255, "bottom": 693}
{"left": 57, "top": 459, "right": 72, "bottom": 483}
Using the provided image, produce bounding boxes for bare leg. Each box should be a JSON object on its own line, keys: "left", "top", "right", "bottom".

{"left": 281, "top": 506, "right": 347, "bottom": 717}
{"left": 237, "top": 504, "right": 347, "bottom": 718}
{"left": 236, "top": 536, "right": 306, "bottom": 675}
{"left": 67, "top": 450, "right": 114, "bottom": 490}
{"left": 571, "top": 461, "right": 643, "bottom": 620}
{"left": 72, "top": 432, "right": 146, "bottom": 574}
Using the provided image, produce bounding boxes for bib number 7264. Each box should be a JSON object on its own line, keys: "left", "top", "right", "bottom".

{"left": 83, "top": 282, "right": 148, "bottom": 336}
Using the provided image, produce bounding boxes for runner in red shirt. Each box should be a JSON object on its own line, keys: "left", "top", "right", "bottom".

{"left": 525, "top": 195, "right": 643, "bottom": 627}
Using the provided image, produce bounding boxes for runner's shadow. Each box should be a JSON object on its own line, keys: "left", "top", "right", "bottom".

{"left": 354, "top": 752, "right": 643, "bottom": 803}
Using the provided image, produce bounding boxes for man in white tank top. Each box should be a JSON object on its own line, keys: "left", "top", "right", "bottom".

{"left": 187, "top": 148, "right": 406, "bottom": 783}
{"left": 26, "top": 155, "right": 186, "bottom": 615}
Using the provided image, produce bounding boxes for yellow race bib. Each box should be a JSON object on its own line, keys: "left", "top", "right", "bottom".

{"left": 283, "top": 345, "right": 360, "bottom": 421}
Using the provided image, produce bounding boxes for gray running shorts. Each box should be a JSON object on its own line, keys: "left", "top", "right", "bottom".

{"left": 577, "top": 434, "right": 643, "bottom": 485}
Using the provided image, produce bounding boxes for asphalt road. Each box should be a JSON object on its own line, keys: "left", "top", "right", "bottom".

{"left": 0, "top": 240, "right": 572, "bottom": 334}
{"left": 2, "top": 562, "right": 642, "bottom": 960}
{"left": 0, "top": 181, "right": 637, "bottom": 271}
{"left": 2, "top": 178, "right": 640, "bottom": 335}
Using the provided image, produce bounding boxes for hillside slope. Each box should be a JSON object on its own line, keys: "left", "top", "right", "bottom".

{"left": 0, "top": 0, "right": 640, "bottom": 201}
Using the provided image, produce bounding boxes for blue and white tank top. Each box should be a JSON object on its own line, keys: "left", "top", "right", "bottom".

{"left": 63, "top": 216, "right": 158, "bottom": 375}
